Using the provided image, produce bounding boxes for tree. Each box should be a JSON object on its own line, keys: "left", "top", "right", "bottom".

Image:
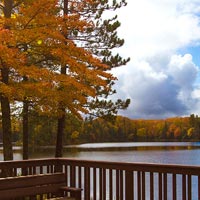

{"left": 54, "top": 0, "right": 130, "bottom": 157}
{"left": 189, "top": 114, "right": 200, "bottom": 139}
{"left": 174, "top": 127, "right": 181, "bottom": 139}
{"left": 1, "top": 0, "right": 126, "bottom": 159}
{"left": 70, "top": 131, "right": 79, "bottom": 144}
{"left": 1, "top": 0, "right": 59, "bottom": 160}
{"left": 0, "top": 0, "right": 15, "bottom": 160}
{"left": 187, "top": 127, "right": 194, "bottom": 138}
{"left": 137, "top": 128, "right": 147, "bottom": 141}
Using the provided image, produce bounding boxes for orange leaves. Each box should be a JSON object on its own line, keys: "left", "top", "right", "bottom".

{"left": 17, "top": 0, "right": 58, "bottom": 26}
{"left": 0, "top": 83, "right": 13, "bottom": 99}
{"left": 0, "top": 46, "right": 23, "bottom": 70}
{"left": 0, "top": 0, "right": 117, "bottom": 118}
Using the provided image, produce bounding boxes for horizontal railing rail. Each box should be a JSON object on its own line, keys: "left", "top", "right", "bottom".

{"left": 0, "top": 158, "right": 59, "bottom": 177}
{"left": 0, "top": 158, "right": 200, "bottom": 200}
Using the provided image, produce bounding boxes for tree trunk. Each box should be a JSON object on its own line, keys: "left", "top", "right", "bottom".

{"left": 1, "top": 96, "right": 13, "bottom": 161}
{"left": 22, "top": 99, "right": 29, "bottom": 160}
{"left": 0, "top": 0, "right": 14, "bottom": 163}
{"left": 0, "top": 63, "right": 13, "bottom": 161}
{"left": 55, "top": 113, "right": 65, "bottom": 157}
{"left": 55, "top": 0, "right": 68, "bottom": 158}
{"left": 64, "top": 0, "right": 68, "bottom": 15}
{"left": 3, "top": 0, "right": 13, "bottom": 18}
{"left": 0, "top": 68, "right": 13, "bottom": 161}
{"left": 55, "top": 65, "right": 66, "bottom": 158}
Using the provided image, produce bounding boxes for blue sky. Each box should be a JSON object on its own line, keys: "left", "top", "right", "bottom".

{"left": 110, "top": 0, "right": 200, "bottom": 119}
{"left": 179, "top": 46, "right": 200, "bottom": 68}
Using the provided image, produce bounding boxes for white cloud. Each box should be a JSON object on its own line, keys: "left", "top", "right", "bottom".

{"left": 110, "top": 0, "right": 200, "bottom": 118}
{"left": 109, "top": 0, "right": 200, "bottom": 118}
{"left": 168, "top": 54, "right": 198, "bottom": 89}
{"left": 113, "top": 54, "right": 198, "bottom": 118}
{"left": 117, "top": 0, "right": 200, "bottom": 58}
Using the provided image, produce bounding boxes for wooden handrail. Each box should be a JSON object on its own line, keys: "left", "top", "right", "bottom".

{"left": 57, "top": 158, "right": 200, "bottom": 175}
{"left": 0, "top": 158, "right": 200, "bottom": 199}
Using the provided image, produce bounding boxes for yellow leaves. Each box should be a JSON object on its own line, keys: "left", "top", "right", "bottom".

{"left": 187, "top": 128, "right": 194, "bottom": 137}
{"left": 71, "top": 131, "right": 79, "bottom": 140}
{"left": 11, "top": 14, "right": 17, "bottom": 19}
{"left": 37, "top": 39, "right": 42, "bottom": 45}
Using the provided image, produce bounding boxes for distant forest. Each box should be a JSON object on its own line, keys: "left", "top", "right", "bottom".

{"left": 0, "top": 113, "right": 199, "bottom": 148}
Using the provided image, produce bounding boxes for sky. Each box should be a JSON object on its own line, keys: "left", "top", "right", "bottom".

{"left": 110, "top": 0, "right": 200, "bottom": 119}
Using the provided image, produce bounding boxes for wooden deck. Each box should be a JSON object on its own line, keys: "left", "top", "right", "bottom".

{"left": 0, "top": 158, "right": 200, "bottom": 199}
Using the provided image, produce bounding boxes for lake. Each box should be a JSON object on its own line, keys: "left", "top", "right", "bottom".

{"left": 2, "top": 142, "right": 200, "bottom": 165}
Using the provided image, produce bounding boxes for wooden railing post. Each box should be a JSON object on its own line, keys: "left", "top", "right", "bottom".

{"left": 198, "top": 175, "right": 200, "bottom": 200}
{"left": 138, "top": 171, "right": 141, "bottom": 200}
{"left": 159, "top": 173, "right": 163, "bottom": 200}
{"left": 150, "top": 172, "right": 154, "bottom": 200}
{"left": 54, "top": 163, "right": 62, "bottom": 173}
{"left": 172, "top": 174, "right": 176, "bottom": 200}
{"left": 84, "top": 166, "right": 90, "bottom": 200}
{"left": 163, "top": 173, "right": 167, "bottom": 200}
{"left": 125, "top": 170, "right": 133, "bottom": 200}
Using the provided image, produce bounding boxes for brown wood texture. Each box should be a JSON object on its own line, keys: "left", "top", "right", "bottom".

{"left": 0, "top": 158, "right": 200, "bottom": 200}
{"left": 0, "top": 172, "right": 82, "bottom": 200}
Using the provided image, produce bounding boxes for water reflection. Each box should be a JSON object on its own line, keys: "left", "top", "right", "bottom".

{"left": 66, "top": 142, "right": 200, "bottom": 150}
{"left": 28, "top": 142, "right": 200, "bottom": 166}
{"left": 0, "top": 142, "right": 200, "bottom": 165}
{"left": 68, "top": 142, "right": 200, "bottom": 148}
{"left": 0, "top": 152, "right": 22, "bottom": 161}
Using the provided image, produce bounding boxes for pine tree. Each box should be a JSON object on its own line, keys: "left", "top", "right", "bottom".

{"left": 53, "top": 0, "right": 130, "bottom": 157}
{"left": 65, "top": 0, "right": 130, "bottom": 118}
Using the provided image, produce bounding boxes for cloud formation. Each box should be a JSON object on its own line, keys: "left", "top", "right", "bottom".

{"left": 111, "top": 0, "right": 200, "bottom": 118}
{"left": 113, "top": 54, "right": 198, "bottom": 118}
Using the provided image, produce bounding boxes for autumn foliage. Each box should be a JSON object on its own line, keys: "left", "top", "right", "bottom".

{"left": 0, "top": 0, "right": 129, "bottom": 159}
{"left": 1, "top": 0, "right": 116, "bottom": 116}
{"left": 2, "top": 114, "right": 199, "bottom": 147}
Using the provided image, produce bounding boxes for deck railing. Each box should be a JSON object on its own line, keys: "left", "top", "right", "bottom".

{"left": 0, "top": 158, "right": 200, "bottom": 200}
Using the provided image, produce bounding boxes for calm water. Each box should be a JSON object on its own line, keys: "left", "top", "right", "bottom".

{"left": 1, "top": 142, "right": 200, "bottom": 165}
{"left": 29, "top": 142, "right": 200, "bottom": 165}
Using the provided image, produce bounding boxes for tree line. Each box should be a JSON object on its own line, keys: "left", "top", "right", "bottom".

{"left": 0, "top": 114, "right": 199, "bottom": 148}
